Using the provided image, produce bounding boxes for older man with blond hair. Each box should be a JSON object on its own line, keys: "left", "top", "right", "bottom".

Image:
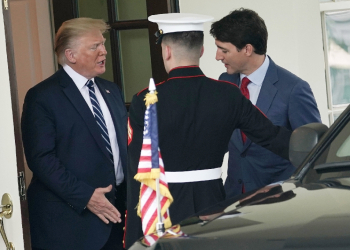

{"left": 22, "top": 17, "right": 127, "bottom": 250}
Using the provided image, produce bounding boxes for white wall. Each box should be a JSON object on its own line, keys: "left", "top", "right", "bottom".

{"left": 179, "top": 0, "right": 329, "bottom": 181}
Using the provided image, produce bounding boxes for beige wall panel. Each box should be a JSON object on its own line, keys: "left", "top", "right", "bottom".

{"left": 10, "top": 1, "right": 36, "bottom": 115}
{"left": 10, "top": 0, "right": 55, "bottom": 187}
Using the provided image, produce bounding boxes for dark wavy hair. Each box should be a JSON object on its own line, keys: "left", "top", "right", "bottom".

{"left": 210, "top": 8, "right": 268, "bottom": 55}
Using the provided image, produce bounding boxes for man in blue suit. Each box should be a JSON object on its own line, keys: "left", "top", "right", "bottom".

{"left": 21, "top": 18, "right": 127, "bottom": 250}
{"left": 210, "top": 8, "right": 321, "bottom": 199}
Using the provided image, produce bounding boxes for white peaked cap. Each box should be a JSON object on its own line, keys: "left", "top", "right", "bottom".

{"left": 148, "top": 13, "right": 214, "bottom": 35}
{"left": 148, "top": 78, "right": 156, "bottom": 91}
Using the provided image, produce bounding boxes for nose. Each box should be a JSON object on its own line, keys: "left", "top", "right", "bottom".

{"left": 215, "top": 49, "right": 223, "bottom": 61}
{"left": 100, "top": 44, "right": 107, "bottom": 55}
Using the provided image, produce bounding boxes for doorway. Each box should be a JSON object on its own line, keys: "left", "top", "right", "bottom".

{"left": 52, "top": 0, "right": 179, "bottom": 107}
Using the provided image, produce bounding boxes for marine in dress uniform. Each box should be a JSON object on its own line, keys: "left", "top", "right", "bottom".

{"left": 125, "top": 13, "right": 291, "bottom": 248}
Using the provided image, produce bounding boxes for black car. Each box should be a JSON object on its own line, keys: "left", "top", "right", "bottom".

{"left": 130, "top": 104, "right": 350, "bottom": 250}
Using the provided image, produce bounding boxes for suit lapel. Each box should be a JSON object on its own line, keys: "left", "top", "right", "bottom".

{"left": 59, "top": 70, "right": 111, "bottom": 162}
{"left": 95, "top": 79, "right": 127, "bottom": 169}
{"left": 226, "top": 74, "right": 246, "bottom": 152}
{"left": 95, "top": 79, "right": 126, "bottom": 143}
{"left": 241, "top": 57, "right": 278, "bottom": 152}
{"left": 255, "top": 58, "right": 278, "bottom": 115}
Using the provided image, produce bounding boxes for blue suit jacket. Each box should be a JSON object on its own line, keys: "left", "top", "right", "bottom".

{"left": 220, "top": 57, "right": 321, "bottom": 199}
{"left": 21, "top": 68, "right": 127, "bottom": 250}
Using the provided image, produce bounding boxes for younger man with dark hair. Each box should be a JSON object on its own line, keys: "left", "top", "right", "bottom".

{"left": 210, "top": 8, "right": 321, "bottom": 198}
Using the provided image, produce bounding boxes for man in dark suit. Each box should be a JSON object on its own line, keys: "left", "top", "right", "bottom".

{"left": 125, "top": 13, "right": 292, "bottom": 248}
{"left": 21, "top": 18, "right": 127, "bottom": 250}
{"left": 210, "top": 8, "right": 321, "bottom": 199}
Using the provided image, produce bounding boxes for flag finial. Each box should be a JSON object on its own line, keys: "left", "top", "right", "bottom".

{"left": 144, "top": 78, "right": 158, "bottom": 107}
{"left": 149, "top": 78, "right": 156, "bottom": 92}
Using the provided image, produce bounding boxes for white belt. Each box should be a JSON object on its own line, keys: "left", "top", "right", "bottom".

{"left": 165, "top": 167, "right": 222, "bottom": 183}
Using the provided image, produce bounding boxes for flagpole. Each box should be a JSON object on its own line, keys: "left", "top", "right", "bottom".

{"left": 148, "top": 78, "right": 165, "bottom": 236}
{"left": 156, "top": 178, "right": 165, "bottom": 236}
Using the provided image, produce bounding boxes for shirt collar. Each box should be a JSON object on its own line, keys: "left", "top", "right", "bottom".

{"left": 63, "top": 64, "right": 95, "bottom": 89}
{"left": 240, "top": 55, "right": 270, "bottom": 86}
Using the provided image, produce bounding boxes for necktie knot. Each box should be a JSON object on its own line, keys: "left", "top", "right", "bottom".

{"left": 241, "top": 77, "right": 250, "bottom": 89}
{"left": 86, "top": 80, "right": 94, "bottom": 89}
{"left": 240, "top": 77, "right": 250, "bottom": 100}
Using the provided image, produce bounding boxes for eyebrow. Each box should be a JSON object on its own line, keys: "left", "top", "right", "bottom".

{"left": 216, "top": 45, "right": 227, "bottom": 50}
{"left": 94, "top": 38, "right": 106, "bottom": 45}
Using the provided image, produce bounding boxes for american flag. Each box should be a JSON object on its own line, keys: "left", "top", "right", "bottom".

{"left": 142, "top": 225, "right": 186, "bottom": 246}
{"left": 134, "top": 82, "right": 173, "bottom": 236}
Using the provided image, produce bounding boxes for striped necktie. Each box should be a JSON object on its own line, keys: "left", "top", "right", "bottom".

{"left": 86, "top": 80, "right": 114, "bottom": 163}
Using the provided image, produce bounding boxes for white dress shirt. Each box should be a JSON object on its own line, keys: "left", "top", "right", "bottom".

{"left": 240, "top": 55, "right": 270, "bottom": 105}
{"left": 63, "top": 64, "right": 124, "bottom": 185}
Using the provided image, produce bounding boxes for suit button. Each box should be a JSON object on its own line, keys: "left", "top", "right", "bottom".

{"left": 241, "top": 152, "right": 247, "bottom": 158}
{"left": 238, "top": 179, "right": 242, "bottom": 184}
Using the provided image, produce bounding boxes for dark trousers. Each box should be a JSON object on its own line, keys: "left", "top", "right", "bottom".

{"left": 33, "top": 181, "right": 126, "bottom": 250}
{"left": 101, "top": 181, "right": 126, "bottom": 250}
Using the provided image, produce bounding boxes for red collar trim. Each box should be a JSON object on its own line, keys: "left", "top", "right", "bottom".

{"left": 137, "top": 80, "right": 166, "bottom": 96}
{"left": 168, "top": 75, "right": 205, "bottom": 81}
{"left": 168, "top": 65, "right": 199, "bottom": 74}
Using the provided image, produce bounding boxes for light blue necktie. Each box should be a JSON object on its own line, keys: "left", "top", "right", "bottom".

{"left": 86, "top": 80, "right": 113, "bottom": 163}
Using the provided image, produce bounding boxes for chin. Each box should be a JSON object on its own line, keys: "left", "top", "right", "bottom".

{"left": 96, "top": 69, "right": 106, "bottom": 76}
{"left": 227, "top": 69, "right": 238, "bottom": 75}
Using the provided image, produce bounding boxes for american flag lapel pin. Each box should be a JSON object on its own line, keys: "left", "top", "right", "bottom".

{"left": 105, "top": 89, "right": 110, "bottom": 93}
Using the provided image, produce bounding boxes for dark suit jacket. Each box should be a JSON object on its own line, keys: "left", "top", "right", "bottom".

{"left": 220, "top": 57, "right": 321, "bottom": 199}
{"left": 21, "top": 68, "right": 127, "bottom": 250}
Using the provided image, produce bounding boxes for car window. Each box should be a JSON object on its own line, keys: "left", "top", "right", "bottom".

{"left": 302, "top": 116, "right": 350, "bottom": 184}
{"left": 337, "top": 135, "right": 350, "bottom": 157}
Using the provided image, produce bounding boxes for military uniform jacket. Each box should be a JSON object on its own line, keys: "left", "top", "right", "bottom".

{"left": 125, "top": 66, "right": 291, "bottom": 248}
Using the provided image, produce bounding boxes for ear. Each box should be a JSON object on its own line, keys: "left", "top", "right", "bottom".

{"left": 245, "top": 44, "right": 254, "bottom": 56}
{"left": 200, "top": 46, "right": 204, "bottom": 58}
{"left": 65, "top": 49, "right": 76, "bottom": 64}
{"left": 164, "top": 45, "right": 172, "bottom": 61}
